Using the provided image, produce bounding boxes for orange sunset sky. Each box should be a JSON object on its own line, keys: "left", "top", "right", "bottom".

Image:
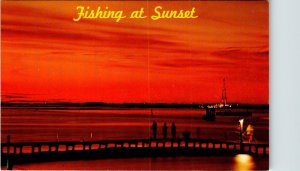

{"left": 1, "top": 1, "right": 269, "bottom": 104}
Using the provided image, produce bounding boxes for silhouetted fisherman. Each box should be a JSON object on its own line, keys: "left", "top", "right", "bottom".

{"left": 152, "top": 121, "right": 158, "bottom": 139}
{"left": 171, "top": 122, "right": 176, "bottom": 139}
{"left": 162, "top": 123, "right": 168, "bottom": 139}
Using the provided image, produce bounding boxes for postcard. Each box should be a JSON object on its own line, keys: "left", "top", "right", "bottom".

{"left": 1, "top": 0, "right": 269, "bottom": 170}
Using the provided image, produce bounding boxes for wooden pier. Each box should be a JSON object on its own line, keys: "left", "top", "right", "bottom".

{"left": 1, "top": 138, "right": 269, "bottom": 166}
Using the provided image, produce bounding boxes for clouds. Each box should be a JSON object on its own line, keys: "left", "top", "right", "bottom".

{"left": 1, "top": 1, "right": 269, "bottom": 104}
{"left": 212, "top": 47, "right": 268, "bottom": 59}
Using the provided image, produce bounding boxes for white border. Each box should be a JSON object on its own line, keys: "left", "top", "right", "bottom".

{"left": 271, "top": 0, "right": 300, "bottom": 170}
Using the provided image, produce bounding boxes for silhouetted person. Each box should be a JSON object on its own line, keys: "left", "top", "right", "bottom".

{"left": 152, "top": 121, "right": 158, "bottom": 139}
{"left": 171, "top": 122, "right": 176, "bottom": 139}
{"left": 162, "top": 123, "right": 168, "bottom": 139}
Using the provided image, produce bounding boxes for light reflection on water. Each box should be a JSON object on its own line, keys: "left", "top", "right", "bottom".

{"left": 233, "top": 154, "right": 255, "bottom": 171}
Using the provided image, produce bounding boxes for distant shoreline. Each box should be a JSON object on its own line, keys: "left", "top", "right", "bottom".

{"left": 1, "top": 102, "right": 269, "bottom": 110}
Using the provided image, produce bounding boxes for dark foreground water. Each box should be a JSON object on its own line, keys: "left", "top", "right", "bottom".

{"left": 1, "top": 107, "right": 269, "bottom": 170}
{"left": 11, "top": 155, "right": 268, "bottom": 170}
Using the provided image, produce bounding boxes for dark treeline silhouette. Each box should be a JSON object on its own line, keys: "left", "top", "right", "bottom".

{"left": 1, "top": 102, "right": 269, "bottom": 109}
{"left": 1, "top": 102, "right": 201, "bottom": 108}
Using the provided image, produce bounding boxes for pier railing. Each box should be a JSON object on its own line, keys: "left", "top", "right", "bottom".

{"left": 1, "top": 138, "right": 269, "bottom": 155}
{"left": 1, "top": 138, "right": 269, "bottom": 165}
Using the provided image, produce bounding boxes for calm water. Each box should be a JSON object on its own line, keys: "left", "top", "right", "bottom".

{"left": 12, "top": 155, "right": 269, "bottom": 170}
{"left": 1, "top": 107, "right": 269, "bottom": 170}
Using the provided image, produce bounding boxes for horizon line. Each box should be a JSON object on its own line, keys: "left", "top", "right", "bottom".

{"left": 1, "top": 101, "right": 269, "bottom": 106}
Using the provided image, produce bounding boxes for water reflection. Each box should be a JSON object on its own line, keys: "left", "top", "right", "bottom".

{"left": 233, "top": 154, "right": 255, "bottom": 171}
